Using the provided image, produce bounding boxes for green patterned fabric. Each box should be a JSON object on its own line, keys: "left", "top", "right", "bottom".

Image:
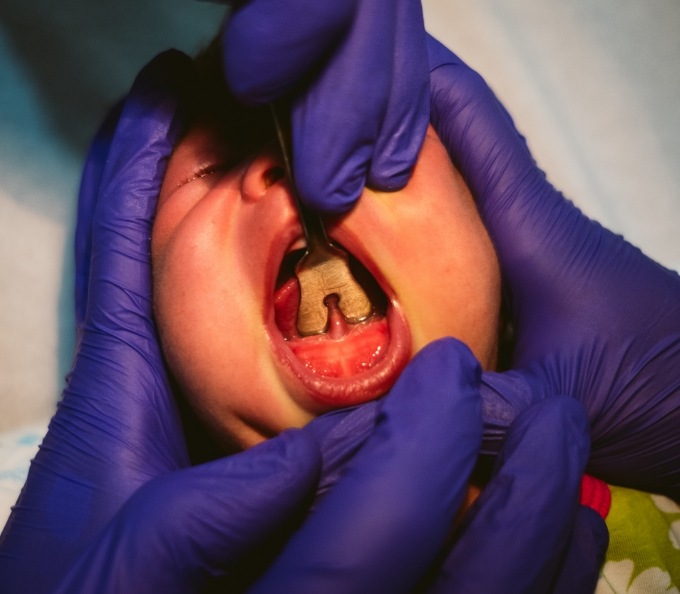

{"left": 596, "top": 486, "right": 680, "bottom": 593}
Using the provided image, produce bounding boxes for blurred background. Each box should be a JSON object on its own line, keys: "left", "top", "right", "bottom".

{"left": 1, "top": 0, "right": 227, "bottom": 431}
{"left": 1, "top": 0, "right": 679, "bottom": 513}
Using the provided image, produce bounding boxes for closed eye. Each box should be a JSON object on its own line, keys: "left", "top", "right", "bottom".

{"left": 177, "top": 161, "right": 235, "bottom": 188}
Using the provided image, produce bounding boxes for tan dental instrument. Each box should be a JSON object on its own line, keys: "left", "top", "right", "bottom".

{"left": 270, "top": 103, "right": 373, "bottom": 336}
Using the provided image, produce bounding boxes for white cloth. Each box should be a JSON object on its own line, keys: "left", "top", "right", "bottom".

{"left": 0, "top": 420, "right": 48, "bottom": 529}
{"left": 424, "top": 0, "right": 680, "bottom": 272}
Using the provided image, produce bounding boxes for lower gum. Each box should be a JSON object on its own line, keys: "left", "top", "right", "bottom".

{"left": 288, "top": 317, "right": 389, "bottom": 378}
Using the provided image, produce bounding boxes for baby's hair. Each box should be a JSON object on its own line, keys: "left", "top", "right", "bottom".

{"left": 188, "top": 35, "right": 276, "bottom": 157}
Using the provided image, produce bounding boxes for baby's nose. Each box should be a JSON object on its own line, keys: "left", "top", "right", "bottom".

{"left": 240, "top": 146, "right": 285, "bottom": 203}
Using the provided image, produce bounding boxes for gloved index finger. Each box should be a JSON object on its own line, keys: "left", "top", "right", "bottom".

{"left": 427, "top": 35, "right": 612, "bottom": 315}
{"left": 367, "top": 0, "right": 429, "bottom": 192}
{"left": 223, "top": 0, "right": 358, "bottom": 103}
{"left": 65, "top": 50, "right": 197, "bottom": 485}
{"left": 224, "top": 0, "right": 430, "bottom": 213}
{"left": 291, "top": 0, "right": 397, "bottom": 213}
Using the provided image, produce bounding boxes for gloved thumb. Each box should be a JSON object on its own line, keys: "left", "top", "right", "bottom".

{"left": 52, "top": 430, "right": 321, "bottom": 594}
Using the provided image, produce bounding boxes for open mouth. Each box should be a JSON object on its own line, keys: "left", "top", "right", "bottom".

{"left": 271, "top": 241, "right": 411, "bottom": 408}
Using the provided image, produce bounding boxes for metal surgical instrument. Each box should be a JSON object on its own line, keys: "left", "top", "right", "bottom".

{"left": 269, "top": 104, "right": 373, "bottom": 336}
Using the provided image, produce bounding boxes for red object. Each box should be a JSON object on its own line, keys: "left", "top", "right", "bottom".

{"left": 579, "top": 474, "right": 611, "bottom": 519}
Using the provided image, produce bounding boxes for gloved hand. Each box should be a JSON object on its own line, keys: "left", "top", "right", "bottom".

{"left": 426, "top": 36, "right": 680, "bottom": 499}
{"left": 275, "top": 375, "right": 607, "bottom": 594}
{"left": 430, "top": 398, "right": 608, "bottom": 594}
{"left": 0, "top": 46, "right": 550, "bottom": 594}
{"left": 249, "top": 338, "right": 481, "bottom": 593}
{"left": 221, "top": 0, "right": 430, "bottom": 214}
{"left": 52, "top": 339, "right": 481, "bottom": 593}
{"left": 0, "top": 48, "right": 460, "bottom": 594}
{"left": 0, "top": 51, "right": 322, "bottom": 594}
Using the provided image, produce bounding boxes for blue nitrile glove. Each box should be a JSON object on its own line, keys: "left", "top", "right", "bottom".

{"left": 430, "top": 397, "right": 608, "bottom": 594}
{"left": 274, "top": 374, "right": 606, "bottom": 593}
{"left": 0, "top": 51, "right": 324, "bottom": 594}
{"left": 0, "top": 45, "right": 547, "bottom": 594}
{"left": 222, "top": 0, "right": 430, "bottom": 214}
{"left": 54, "top": 339, "right": 482, "bottom": 593}
{"left": 426, "top": 36, "right": 680, "bottom": 499}
{"left": 250, "top": 338, "right": 482, "bottom": 594}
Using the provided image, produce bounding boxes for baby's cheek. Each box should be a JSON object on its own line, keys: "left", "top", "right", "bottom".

{"left": 338, "top": 176, "right": 500, "bottom": 367}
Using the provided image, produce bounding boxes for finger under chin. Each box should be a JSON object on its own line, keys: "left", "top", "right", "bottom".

{"left": 430, "top": 396, "right": 589, "bottom": 593}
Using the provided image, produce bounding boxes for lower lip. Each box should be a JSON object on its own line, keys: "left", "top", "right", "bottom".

{"left": 270, "top": 303, "right": 411, "bottom": 409}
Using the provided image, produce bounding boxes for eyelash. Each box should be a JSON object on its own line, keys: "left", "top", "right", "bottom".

{"left": 177, "top": 162, "right": 232, "bottom": 188}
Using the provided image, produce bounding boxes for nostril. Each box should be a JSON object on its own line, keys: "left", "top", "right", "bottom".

{"left": 242, "top": 153, "right": 286, "bottom": 203}
{"left": 263, "top": 165, "right": 285, "bottom": 189}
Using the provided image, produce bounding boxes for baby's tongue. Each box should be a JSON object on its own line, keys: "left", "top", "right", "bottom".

{"left": 273, "top": 278, "right": 389, "bottom": 378}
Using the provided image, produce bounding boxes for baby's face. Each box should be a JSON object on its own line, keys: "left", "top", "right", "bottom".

{"left": 152, "top": 120, "right": 500, "bottom": 450}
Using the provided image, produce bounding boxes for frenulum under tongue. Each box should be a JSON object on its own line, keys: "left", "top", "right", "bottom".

{"left": 273, "top": 277, "right": 389, "bottom": 378}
